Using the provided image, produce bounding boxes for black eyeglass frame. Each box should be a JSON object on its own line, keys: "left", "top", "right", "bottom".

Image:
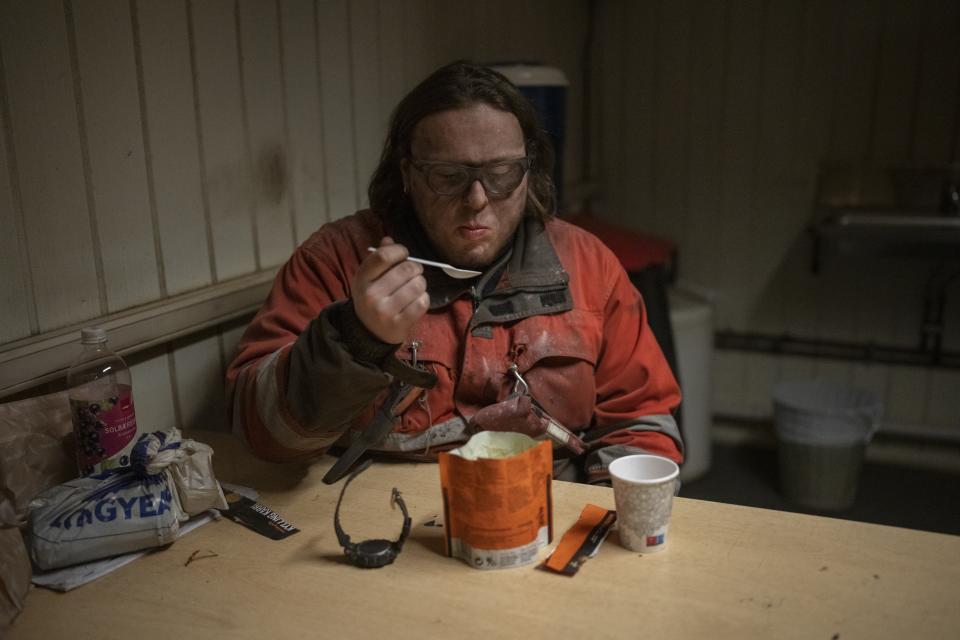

{"left": 408, "top": 156, "right": 532, "bottom": 197}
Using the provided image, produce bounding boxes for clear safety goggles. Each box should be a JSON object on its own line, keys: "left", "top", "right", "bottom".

{"left": 409, "top": 156, "right": 531, "bottom": 197}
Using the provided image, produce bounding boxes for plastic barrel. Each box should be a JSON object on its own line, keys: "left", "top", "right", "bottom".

{"left": 668, "top": 289, "right": 713, "bottom": 482}
{"left": 772, "top": 380, "right": 881, "bottom": 511}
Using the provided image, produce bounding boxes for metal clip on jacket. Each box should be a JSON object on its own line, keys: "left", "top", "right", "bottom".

{"left": 323, "top": 343, "right": 434, "bottom": 485}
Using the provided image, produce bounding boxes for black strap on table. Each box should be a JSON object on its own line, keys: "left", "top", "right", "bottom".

{"left": 322, "top": 381, "right": 410, "bottom": 485}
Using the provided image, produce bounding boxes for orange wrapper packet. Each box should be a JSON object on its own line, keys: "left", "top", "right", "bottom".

{"left": 542, "top": 504, "right": 617, "bottom": 576}
{"left": 438, "top": 432, "right": 553, "bottom": 570}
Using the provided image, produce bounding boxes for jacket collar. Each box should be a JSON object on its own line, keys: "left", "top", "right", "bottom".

{"left": 469, "top": 217, "right": 573, "bottom": 329}
{"left": 381, "top": 210, "right": 571, "bottom": 322}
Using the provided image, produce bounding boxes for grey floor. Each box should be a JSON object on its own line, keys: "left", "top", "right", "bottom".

{"left": 678, "top": 432, "right": 960, "bottom": 536}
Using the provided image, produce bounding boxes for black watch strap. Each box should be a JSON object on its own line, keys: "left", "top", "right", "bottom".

{"left": 333, "top": 459, "right": 372, "bottom": 548}
{"left": 333, "top": 459, "right": 411, "bottom": 569}
{"left": 392, "top": 487, "right": 412, "bottom": 550}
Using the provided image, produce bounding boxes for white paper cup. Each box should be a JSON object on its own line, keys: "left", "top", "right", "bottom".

{"left": 609, "top": 455, "right": 679, "bottom": 553}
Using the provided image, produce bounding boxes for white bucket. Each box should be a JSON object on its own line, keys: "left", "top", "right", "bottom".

{"left": 773, "top": 379, "right": 881, "bottom": 447}
{"left": 772, "top": 379, "right": 882, "bottom": 510}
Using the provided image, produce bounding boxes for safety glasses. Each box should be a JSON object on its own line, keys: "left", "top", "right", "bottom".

{"left": 409, "top": 156, "right": 531, "bottom": 197}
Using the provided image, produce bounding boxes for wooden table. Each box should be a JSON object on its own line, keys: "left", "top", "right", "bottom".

{"left": 10, "top": 432, "right": 960, "bottom": 639}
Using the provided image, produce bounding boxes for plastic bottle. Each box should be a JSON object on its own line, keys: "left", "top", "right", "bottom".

{"left": 66, "top": 327, "right": 140, "bottom": 476}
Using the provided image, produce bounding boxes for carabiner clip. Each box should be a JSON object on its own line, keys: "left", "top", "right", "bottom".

{"left": 408, "top": 340, "right": 421, "bottom": 367}
{"left": 507, "top": 363, "right": 529, "bottom": 396}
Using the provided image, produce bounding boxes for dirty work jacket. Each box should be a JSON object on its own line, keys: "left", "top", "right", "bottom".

{"left": 226, "top": 209, "right": 683, "bottom": 484}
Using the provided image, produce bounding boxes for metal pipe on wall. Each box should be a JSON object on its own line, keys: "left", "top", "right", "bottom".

{"left": 715, "top": 330, "right": 960, "bottom": 370}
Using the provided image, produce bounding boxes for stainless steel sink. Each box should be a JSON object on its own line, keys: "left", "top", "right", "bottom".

{"left": 814, "top": 208, "right": 960, "bottom": 256}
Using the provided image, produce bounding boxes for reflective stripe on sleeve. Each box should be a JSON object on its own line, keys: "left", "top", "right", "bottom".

{"left": 254, "top": 347, "right": 344, "bottom": 452}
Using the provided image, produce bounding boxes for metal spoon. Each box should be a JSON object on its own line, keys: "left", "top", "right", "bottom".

{"left": 366, "top": 247, "right": 481, "bottom": 279}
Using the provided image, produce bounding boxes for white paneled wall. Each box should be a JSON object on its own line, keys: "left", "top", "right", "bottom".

{"left": 593, "top": 0, "right": 960, "bottom": 436}
{"left": 0, "top": 0, "right": 587, "bottom": 431}
{"left": 135, "top": 0, "right": 212, "bottom": 296}
{"left": 0, "top": 77, "right": 32, "bottom": 343}
{"left": 279, "top": 0, "right": 330, "bottom": 244}
{"left": 2, "top": 0, "right": 101, "bottom": 331}
{"left": 72, "top": 1, "right": 162, "bottom": 312}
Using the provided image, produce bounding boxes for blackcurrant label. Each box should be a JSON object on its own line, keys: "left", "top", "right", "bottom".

{"left": 70, "top": 389, "right": 138, "bottom": 475}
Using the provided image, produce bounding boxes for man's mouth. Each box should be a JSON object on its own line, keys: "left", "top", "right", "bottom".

{"left": 457, "top": 224, "right": 491, "bottom": 240}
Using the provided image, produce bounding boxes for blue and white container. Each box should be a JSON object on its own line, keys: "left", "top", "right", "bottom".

{"left": 490, "top": 64, "right": 568, "bottom": 203}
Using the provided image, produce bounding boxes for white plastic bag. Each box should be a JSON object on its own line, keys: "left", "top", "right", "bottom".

{"left": 27, "top": 428, "right": 227, "bottom": 571}
{"left": 132, "top": 429, "right": 228, "bottom": 516}
{"left": 27, "top": 465, "right": 182, "bottom": 571}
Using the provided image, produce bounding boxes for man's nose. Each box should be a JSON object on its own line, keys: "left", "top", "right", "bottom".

{"left": 463, "top": 179, "right": 488, "bottom": 210}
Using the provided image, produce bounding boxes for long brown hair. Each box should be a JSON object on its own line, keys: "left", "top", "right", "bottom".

{"left": 368, "top": 61, "right": 556, "bottom": 221}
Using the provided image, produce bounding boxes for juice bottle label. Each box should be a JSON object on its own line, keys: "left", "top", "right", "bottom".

{"left": 71, "top": 390, "right": 138, "bottom": 475}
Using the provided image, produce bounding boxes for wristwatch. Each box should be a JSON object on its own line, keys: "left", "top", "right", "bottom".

{"left": 333, "top": 459, "right": 412, "bottom": 568}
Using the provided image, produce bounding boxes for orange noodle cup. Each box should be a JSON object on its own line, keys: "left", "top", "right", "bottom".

{"left": 438, "top": 432, "right": 553, "bottom": 569}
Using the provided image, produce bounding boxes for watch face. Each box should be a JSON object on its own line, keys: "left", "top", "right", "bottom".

{"left": 349, "top": 538, "right": 397, "bottom": 568}
{"left": 357, "top": 539, "right": 393, "bottom": 556}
